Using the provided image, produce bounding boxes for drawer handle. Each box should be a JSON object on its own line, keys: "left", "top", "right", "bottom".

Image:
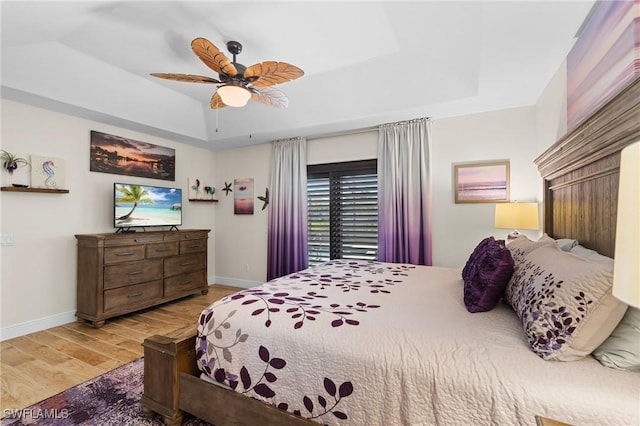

{"left": 180, "top": 261, "right": 196, "bottom": 266}
{"left": 180, "top": 280, "right": 192, "bottom": 286}
{"left": 128, "top": 292, "right": 144, "bottom": 298}
{"left": 155, "top": 248, "right": 171, "bottom": 252}
{"left": 127, "top": 271, "right": 144, "bottom": 276}
{"left": 186, "top": 244, "right": 199, "bottom": 249}
{"left": 116, "top": 252, "right": 135, "bottom": 257}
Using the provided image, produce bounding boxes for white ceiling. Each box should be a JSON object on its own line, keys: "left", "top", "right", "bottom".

{"left": 1, "top": 1, "right": 595, "bottom": 151}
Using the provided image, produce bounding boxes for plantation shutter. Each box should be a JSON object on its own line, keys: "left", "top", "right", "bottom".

{"left": 307, "top": 176, "right": 331, "bottom": 264}
{"left": 307, "top": 160, "right": 378, "bottom": 266}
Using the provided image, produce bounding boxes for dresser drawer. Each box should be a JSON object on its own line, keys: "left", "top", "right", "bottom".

{"left": 180, "top": 239, "right": 206, "bottom": 254}
{"left": 104, "top": 259, "right": 163, "bottom": 289}
{"left": 75, "top": 230, "right": 210, "bottom": 327}
{"left": 104, "top": 245, "right": 145, "bottom": 264}
{"left": 164, "top": 271, "right": 206, "bottom": 297}
{"left": 147, "top": 241, "right": 179, "bottom": 258}
{"left": 104, "top": 280, "right": 163, "bottom": 313}
{"left": 164, "top": 253, "right": 205, "bottom": 277}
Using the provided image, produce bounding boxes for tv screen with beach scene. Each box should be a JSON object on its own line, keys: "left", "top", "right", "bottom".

{"left": 114, "top": 183, "right": 182, "bottom": 230}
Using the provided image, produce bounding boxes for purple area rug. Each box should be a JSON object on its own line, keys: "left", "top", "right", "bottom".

{"left": 1, "top": 358, "right": 211, "bottom": 426}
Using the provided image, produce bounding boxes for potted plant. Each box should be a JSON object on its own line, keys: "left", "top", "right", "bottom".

{"left": 1, "top": 150, "right": 29, "bottom": 185}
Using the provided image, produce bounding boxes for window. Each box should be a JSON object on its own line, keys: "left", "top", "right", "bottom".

{"left": 307, "top": 160, "right": 378, "bottom": 266}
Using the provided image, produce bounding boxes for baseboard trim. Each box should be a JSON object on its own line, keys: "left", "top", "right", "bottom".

{"left": 1, "top": 310, "right": 77, "bottom": 341}
{"left": 1, "top": 281, "right": 258, "bottom": 341}
{"left": 214, "top": 276, "right": 261, "bottom": 289}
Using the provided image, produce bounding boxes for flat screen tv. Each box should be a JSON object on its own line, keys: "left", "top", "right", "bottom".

{"left": 114, "top": 183, "right": 182, "bottom": 231}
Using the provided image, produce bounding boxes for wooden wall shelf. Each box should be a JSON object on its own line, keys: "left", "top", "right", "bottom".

{"left": 188, "top": 199, "right": 218, "bottom": 203}
{"left": 1, "top": 186, "right": 69, "bottom": 194}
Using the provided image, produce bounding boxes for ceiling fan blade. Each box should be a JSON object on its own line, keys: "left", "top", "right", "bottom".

{"left": 250, "top": 86, "right": 289, "bottom": 108}
{"left": 210, "top": 92, "right": 228, "bottom": 109}
{"left": 244, "top": 61, "right": 304, "bottom": 87}
{"left": 191, "top": 38, "right": 238, "bottom": 77}
{"left": 150, "top": 73, "right": 221, "bottom": 84}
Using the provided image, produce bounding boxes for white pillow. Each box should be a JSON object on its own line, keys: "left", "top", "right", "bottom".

{"left": 569, "top": 244, "right": 639, "bottom": 369}
{"left": 511, "top": 235, "right": 555, "bottom": 254}
{"left": 538, "top": 233, "right": 579, "bottom": 252}
{"left": 570, "top": 244, "right": 614, "bottom": 264}
{"left": 593, "top": 307, "right": 640, "bottom": 370}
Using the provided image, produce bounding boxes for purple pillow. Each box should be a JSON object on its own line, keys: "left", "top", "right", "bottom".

{"left": 462, "top": 237, "right": 514, "bottom": 313}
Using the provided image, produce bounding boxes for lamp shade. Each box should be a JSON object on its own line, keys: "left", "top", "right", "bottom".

{"left": 613, "top": 141, "right": 640, "bottom": 308}
{"left": 217, "top": 85, "right": 251, "bottom": 107}
{"left": 494, "top": 202, "right": 539, "bottom": 230}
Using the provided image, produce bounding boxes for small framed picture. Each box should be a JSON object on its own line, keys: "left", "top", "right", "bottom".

{"left": 454, "top": 161, "right": 509, "bottom": 203}
{"left": 234, "top": 178, "right": 254, "bottom": 215}
{"left": 30, "top": 155, "right": 66, "bottom": 189}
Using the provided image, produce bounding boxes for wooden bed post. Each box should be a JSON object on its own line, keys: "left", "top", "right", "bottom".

{"left": 141, "top": 327, "right": 319, "bottom": 426}
{"left": 140, "top": 326, "right": 199, "bottom": 426}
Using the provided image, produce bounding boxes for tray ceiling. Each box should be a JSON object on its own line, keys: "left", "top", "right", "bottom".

{"left": 1, "top": 1, "right": 595, "bottom": 150}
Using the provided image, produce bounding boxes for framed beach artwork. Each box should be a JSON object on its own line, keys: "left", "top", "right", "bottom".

{"left": 454, "top": 161, "right": 509, "bottom": 204}
{"left": 89, "top": 130, "right": 176, "bottom": 181}
{"left": 30, "top": 155, "right": 66, "bottom": 189}
{"left": 234, "top": 178, "right": 254, "bottom": 215}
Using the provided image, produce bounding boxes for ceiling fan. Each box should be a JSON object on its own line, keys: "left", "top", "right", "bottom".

{"left": 151, "top": 38, "right": 304, "bottom": 109}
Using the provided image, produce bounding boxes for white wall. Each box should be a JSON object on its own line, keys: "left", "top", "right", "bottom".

{"left": 431, "top": 106, "right": 543, "bottom": 267}
{"left": 214, "top": 108, "right": 546, "bottom": 285}
{"left": 1, "top": 71, "right": 570, "bottom": 338}
{"left": 536, "top": 59, "right": 569, "bottom": 147}
{"left": 213, "top": 131, "right": 378, "bottom": 286}
{"left": 307, "top": 131, "right": 378, "bottom": 165}
{"left": 0, "top": 99, "right": 216, "bottom": 339}
{"left": 212, "top": 143, "right": 271, "bottom": 287}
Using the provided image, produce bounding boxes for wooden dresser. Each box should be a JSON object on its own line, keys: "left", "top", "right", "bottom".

{"left": 75, "top": 229, "right": 210, "bottom": 327}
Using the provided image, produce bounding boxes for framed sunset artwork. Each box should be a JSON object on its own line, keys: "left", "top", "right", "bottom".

{"left": 89, "top": 130, "right": 176, "bottom": 181}
{"left": 233, "top": 178, "right": 254, "bottom": 215}
{"left": 454, "top": 161, "right": 510, "bottom": 204}
{"left": 567, "top": 1, "right": 639, "bottom": 131}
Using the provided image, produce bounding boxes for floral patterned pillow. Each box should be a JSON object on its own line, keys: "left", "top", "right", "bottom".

{"left": 507, "top": 234, "right": 555, "bottom": 255}
{"left": 505, "top": 243, "right": 627, "bottom": 361}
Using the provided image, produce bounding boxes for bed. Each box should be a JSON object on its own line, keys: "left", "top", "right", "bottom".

{"left": 140, "top": 75, "right": 640, "bottom": 426}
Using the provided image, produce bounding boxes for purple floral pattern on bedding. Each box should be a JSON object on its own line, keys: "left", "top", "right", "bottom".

{"left": 223, "top": 289, "right": 381, "bottom": 329}
{"left": 197, "top": 310, "right": 357, "bottom": 421}
{"left": 196, "top": 260, "right": 415, "bottom": 422}
{"left": 266, "top": 260, "right": 414, "bottom": 294}
{"left": 505, "top": 248, "right": 595, "bottom": 359}
{"left": 197, "top": 320, "right": 355, "bottom": 421}
{"left": 285, "top": 377, "right": 354, "bottom": 421}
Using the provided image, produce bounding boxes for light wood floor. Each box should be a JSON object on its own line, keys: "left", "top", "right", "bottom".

{"left": 0, "top": 284, "right": 241, "bottom": 414}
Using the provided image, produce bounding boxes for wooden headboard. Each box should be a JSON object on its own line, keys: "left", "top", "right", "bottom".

{"left": 534, "top": 76, "right": 640, "bottom": 258}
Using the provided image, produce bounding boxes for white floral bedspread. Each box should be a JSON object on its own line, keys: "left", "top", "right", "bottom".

{"left": 196, "top": 260, "right": 639, "bottom": 425}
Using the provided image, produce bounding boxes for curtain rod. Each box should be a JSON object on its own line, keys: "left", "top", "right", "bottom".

{"left": 307, "top": 116, "right": 431, "bottom": 141}
{"left": 308, "top": 126, "right": 378, "bottom": 141}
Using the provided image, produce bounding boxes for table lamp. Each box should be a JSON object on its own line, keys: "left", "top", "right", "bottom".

{"left": 494, "top": 202, "right": 539, "bottom": 242}
{"left": 613, "top": 141, "right": 640, "bottom": 308}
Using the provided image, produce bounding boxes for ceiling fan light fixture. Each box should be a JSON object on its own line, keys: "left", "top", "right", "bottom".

{"left": 217, "top": 84, "right": 251, "bottom": 107}
{"left": 151, "top": 38, "right": 303, "bottom": 109}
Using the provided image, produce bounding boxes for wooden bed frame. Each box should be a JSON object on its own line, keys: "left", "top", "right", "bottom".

{"left": 535, "top": 75, "right": 640, "bottom": 257}
{"left": 140, "top": 76, "right": 640, "bottom": 426}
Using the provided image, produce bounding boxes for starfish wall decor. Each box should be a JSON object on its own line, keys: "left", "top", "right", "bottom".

{"left": 258, "top": 188, "right": 269, "bottom": 210}
{"left": 222, "top": 181, "right": 232, "bottom": 196}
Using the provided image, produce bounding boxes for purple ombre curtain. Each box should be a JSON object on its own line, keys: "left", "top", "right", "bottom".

{"left": 267, "top": 137, "right": 308, "bottom": 280}
{"left": 378, "top": 117, "right": 432, "bottom": 265}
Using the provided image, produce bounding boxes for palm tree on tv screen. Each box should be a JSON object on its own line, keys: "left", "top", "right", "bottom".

{"left": 116, "top": 185, "right": 155, "bottom": 221}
